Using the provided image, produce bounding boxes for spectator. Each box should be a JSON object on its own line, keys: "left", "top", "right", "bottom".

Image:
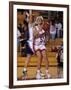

{"left": 50, "top": 20, "right": 56, "bottom": 40}
{"left": 17, "top": 29, "right": 21, "bottom": 47}
{"left": 55, "top": 20, "right": 62, "bottom": 38}
{"left": 56, "top": 43, "right": 63, "bottom": 67}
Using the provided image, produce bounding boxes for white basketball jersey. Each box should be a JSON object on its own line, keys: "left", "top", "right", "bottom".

{"left": 27, "top": 26, "right": 34, "bottom": 52}
{"left": 34, "top": 26, "right": 45, "bottom": 46}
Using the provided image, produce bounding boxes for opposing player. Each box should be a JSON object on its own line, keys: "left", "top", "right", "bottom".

{"left": 22, "top": 10, "right": 34, "bottom": 79}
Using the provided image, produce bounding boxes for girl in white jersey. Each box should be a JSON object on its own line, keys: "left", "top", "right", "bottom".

{"left": 33, "top": 16, "right": 50, "bottom": 79}
{"left": 22, "top": 10, "right": 34, "bottom": 79}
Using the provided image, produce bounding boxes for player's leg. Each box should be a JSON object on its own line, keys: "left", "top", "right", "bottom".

{"left": 41, "top": 49, "right": 51, "bottom": 79}
{"left": 23, "top": 54, "right": 31, "bottom": 78}
{"left": 22, "top": 43, "right": 33, "bottom": 79}
{"left": 36, "top": 50, "right": 42, "bottom": 79}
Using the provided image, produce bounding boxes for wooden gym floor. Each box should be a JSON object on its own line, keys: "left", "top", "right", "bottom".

{"left": 17, "top": 38, "right": 63, "bottom": 80}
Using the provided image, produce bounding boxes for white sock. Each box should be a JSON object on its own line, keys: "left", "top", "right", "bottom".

{"left": 23, "top": 68, "right": 27, "bottom": 71}
{"left": 37, "top": 70, "right": 41, "bottom": 73}
{"left": 46, "top": 70, "right": 49, "bottom": 73}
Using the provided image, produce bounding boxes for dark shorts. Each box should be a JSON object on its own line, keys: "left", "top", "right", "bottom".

{"left": 26, "top": 42, "right": 33, "bottom": 55}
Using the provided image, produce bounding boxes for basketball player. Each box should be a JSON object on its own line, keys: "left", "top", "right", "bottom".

{"left": 33, "top": 16, "right": 50, "bottom": 79}
{"left": 22, "top": 10, "right": 34, "bottom": 79}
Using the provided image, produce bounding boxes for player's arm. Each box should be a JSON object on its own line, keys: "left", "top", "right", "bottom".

{"left": 25, "top": 10, "right": 32, "bottom": 25}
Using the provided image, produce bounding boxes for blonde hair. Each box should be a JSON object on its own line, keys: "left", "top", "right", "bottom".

{"left": 35, "top": 16, "right": 43, "bottom": 25}
{"left": 33, "top": 16, "right": 44, "bottom": 38}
